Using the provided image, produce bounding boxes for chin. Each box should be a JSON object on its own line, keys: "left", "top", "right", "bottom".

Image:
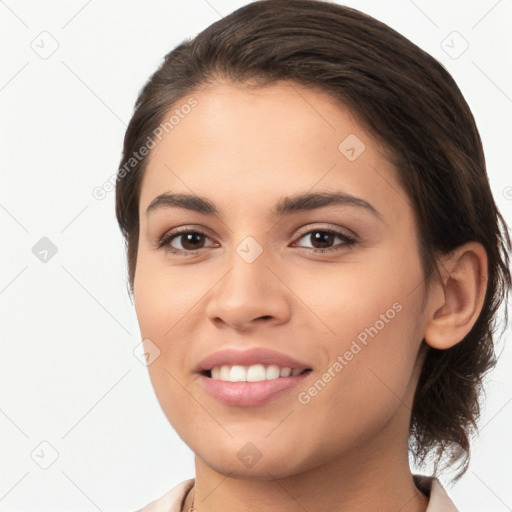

{"left": 190, "top": 434, "right": 318, "bottom": 481}
{"left": 199, "top": 454, "right": 301, "bottom": 481}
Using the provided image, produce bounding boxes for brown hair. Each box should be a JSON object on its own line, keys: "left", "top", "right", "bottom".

{"left": 115, "top": 0, "right": 511, "bottom": 481}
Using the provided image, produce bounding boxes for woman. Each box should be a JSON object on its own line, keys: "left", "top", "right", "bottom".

{"left": 115, "top": 1, "right": 511, "bottom": 510}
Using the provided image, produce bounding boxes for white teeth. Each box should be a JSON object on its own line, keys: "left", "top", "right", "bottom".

{"left": 220, "top": 365, "right": 231, "bottom": 381}
{"left": 247, "top": 364, "right": 266, "bottom": 382}
{"left": 230, "top": 365, "right": 246, "bottom": 382}
{"left": 209, "top": 364, "right": 305, "bottom": 382}
{"left": 266, "top": 364, "right": 280, "bottom": 380}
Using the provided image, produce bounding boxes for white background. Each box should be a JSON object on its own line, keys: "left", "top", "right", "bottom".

{"left": 0, "top": 0, "right": 511, "bottom": 511}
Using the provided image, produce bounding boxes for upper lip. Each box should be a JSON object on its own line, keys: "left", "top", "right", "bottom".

{"left": 197, "top": 347, "right": 312, "bottom": 372}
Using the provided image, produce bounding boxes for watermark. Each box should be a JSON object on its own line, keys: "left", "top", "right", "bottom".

{"left": 236, "top": 236, "right": 263, "bottom": 263}
{"left": 298, "top": 301, "right": 403, "bottom": 405}
{"left": 92, "top": 96, "right": 198, "bottom": 200}
{"left": 237, "top": 441, "right": 263, "bottom": 468}
{"left": 133, "top": 338, "right": 161, "bottom": 366}
{"left": 338, "top": 133, "right": 365, "bottom": 161}
{"left": 30, "top": 31, "right": 59, "bottom": 60}
{"left": 32, "top": 236, "right": 58, "bottom": 263}
{"left": 30, "top": 441, "right": 59, "bottom": 469}
{"left": 440, "top": 31, "right": 469, "bottom": 60}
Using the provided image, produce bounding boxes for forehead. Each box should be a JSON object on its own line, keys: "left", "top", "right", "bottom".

{"left": 138, "top": 81, "right": 409, "bottom": 223}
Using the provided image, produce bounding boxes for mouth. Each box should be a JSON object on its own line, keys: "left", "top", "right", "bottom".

{"left": 198, "top": 366, "right": 313, "bottom": 407}
{"left": 196, "top": 347, "right": 313, "bottom": 406}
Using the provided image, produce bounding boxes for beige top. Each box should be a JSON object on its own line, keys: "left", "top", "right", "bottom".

{"left": 138, "top": 474, "right": 459, "bottom": 512}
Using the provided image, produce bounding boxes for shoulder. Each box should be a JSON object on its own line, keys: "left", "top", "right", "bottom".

{"left": 136, "top": 478, "right": 195, "bottom": 512}
{"left": 413, "top": 474, "right": 460, "bottom": 512}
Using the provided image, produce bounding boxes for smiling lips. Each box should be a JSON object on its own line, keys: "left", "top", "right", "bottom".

{"left": 197, "top": 347, "right": 312, "bottom": 406}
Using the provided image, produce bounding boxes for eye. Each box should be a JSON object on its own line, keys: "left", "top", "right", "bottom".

{"left": 155, "top": 228, "right": 217, "bottom": 256}
{"left": 291, "top": 228, "right": 357, "bottom": 253}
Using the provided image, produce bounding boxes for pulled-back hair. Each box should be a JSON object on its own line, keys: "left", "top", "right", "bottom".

{"left": 115, "top": 0, "right": 511, "bottom": 481}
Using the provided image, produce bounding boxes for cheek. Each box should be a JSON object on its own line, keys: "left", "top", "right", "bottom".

{"left": 292, "top": 303, "right": 421, "bottom": 459}
{"left": 290, "top": 247, "right": 424, "bottom": 423}
{"left": 133, "top": 263, "right": 184, "bottom": 382}
{"left": 290, "top": 245, "right": 418, "bottom": 347}
{"left": 134, "top": 258, "right": 200, "bottom": 339}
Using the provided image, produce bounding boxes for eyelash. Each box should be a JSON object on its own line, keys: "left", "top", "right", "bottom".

{"left": 154, "top": 226, "right": 357, "bottom": 256}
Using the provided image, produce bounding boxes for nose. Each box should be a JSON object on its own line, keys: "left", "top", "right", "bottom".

{"left": 204, "top": 247, "right": 291, "bottom": 332}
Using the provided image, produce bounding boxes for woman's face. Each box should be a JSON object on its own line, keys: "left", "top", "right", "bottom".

{"left": 134, "top": 81, "right": 433, "bottom": 478}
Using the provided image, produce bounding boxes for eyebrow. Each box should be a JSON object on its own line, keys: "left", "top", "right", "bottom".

{"left": 145, "top": 191, "right": 383, "bottom": 221}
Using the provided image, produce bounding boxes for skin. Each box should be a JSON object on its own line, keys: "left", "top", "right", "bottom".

{"left": 134, "top": 81, "right": 488, "bottom": 512}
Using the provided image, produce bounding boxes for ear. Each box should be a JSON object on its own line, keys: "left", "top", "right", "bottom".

{"left": 424, "top": 241, "right": 488, "bottom": 350}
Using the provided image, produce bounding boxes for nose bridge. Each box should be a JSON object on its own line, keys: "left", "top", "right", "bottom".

{"left": 219, "top": 236, "right": 272, "bottom": 304}
{"left": 204, "top": 235, "right": 289, "bottom": 327}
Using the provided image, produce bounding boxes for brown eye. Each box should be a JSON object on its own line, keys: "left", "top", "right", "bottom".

{"left": 293, "top": 229, "right": 356, "bottom": 252}
{"left": 175, "top": 232, "right": 206, "bottom": 251}
{"left": 156, "top": 228, "right": 218, "bottom": 256}
{"left": 307, "top": 231, "right": 336, "bottom": 249}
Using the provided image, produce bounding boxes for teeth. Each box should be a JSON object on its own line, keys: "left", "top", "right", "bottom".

{"left": 230, "top": 365, "right": 246, "bottom": 382}
{"left": 280, "top": 367, "right": 292, "bottom": 377}
{"left": 209, "top": 364, "right": 305, "bottom": 382}
{"left": 266, "top": 364, "right": 280, "bottom": 380}
{"left": 220, "top": 365, "right": 230, "bottom": 381}
{"left": 247, "top": 364, "right": 266, "bottom": 382}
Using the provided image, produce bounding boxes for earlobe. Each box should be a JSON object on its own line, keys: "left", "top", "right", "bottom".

{"left": 424, "top": 242, "right": 488, "bottom": 350}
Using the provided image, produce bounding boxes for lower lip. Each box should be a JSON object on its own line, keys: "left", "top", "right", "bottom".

{"left": 199, "top": 371, "right": 311, "bottom": 407}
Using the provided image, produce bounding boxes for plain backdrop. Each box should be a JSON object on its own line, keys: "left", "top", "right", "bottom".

{"left": 1, "top": 1, "right": 511, "bottom": 511}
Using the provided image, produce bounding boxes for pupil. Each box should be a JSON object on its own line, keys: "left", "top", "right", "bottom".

{"left": 312, "top": 231, "right": 333, "bottom": 249}
{"left": 182, "top": 233, "right": 203, "bottom": 250}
